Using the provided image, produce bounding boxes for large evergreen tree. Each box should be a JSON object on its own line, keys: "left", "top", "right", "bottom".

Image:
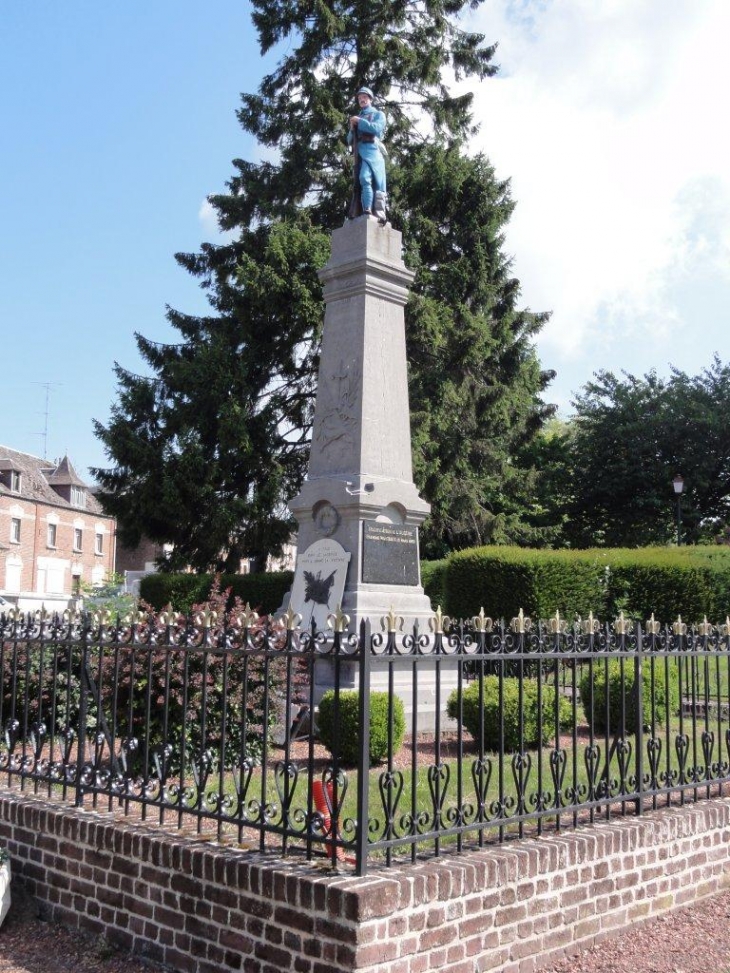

{"left": 94, "top": 0, "right": 555, "bottom": 570}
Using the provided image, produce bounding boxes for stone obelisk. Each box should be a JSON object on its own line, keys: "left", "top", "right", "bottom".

{"left": 287, "top": 214, "right": 433, "bottom": 633}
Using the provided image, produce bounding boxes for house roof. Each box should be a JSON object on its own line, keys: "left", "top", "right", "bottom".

{"left": 46, "top": 454, "right": 87, "bottom": 487}
{"left": 0, "top": 445, "right": 109, "bottom": 516}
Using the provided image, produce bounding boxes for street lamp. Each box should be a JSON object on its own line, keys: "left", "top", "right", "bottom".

{"left": 673, "top": 474, "right": 684, "bottom": 546}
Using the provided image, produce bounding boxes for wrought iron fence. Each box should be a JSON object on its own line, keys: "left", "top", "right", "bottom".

{"left": 1, "top": 604, "right": 730, "bottom": 875}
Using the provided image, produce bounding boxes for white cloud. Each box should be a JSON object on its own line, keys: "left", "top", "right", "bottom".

{"left": 198, "top": 197, "right": 236, "bottom": 243}
{"left": 463, "top": 0, "right": 730, "bottom": 369}
{"left": 198, "top": 198, "right": 220, "bottom": 237}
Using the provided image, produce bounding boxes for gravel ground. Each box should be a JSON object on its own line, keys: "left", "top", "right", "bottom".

{"left": 540, "top": 888, "right": 730, "bottom": 973}
{"left": 0, "top": 883, "right": 729, "bottom": 973}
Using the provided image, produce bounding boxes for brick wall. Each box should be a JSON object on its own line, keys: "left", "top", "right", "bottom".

{"left": 0, "top": 496, "right": 115, "bottom": 597}
{"left": 1, "top": 791, "right": 729, "bottom": 973}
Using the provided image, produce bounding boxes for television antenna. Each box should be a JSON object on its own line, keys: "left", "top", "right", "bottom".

{"left": 32, "top": 382, "right": 62, "bottom": 459}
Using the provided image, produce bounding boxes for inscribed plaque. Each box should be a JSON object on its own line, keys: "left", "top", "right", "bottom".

{"left": 362, "top": 522, "right": 419, "bottom": 586}
{"left": 288, "top": 539, "right": 351, "bottom": 631}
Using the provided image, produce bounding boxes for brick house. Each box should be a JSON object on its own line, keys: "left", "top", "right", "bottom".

{"left": 0, "top": 446, "right": 116, "bottom": 610}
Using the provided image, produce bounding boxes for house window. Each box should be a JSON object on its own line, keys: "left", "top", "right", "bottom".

{"left": 95, "top": 532, "right": 103, "bottom": 556}
{"left": 10, "top": 518, "right": 20, "bottom": 544}
{"left": 10, "top": 471, "right": 21, "bottom": 494}
{"left": 5, "top": 556, "right": 21, "bottom": 594}
{"left": 70, "top": 486, "right": 86, "bottom": 508}
{"left": 47, "top": 523, "right": 57, "bottom": 548}
{"left": 73, "top": 528, "right": 83, "bottom": 552}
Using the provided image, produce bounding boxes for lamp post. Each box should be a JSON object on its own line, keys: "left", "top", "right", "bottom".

{"left": 673, "top": 474, "right": 684, "bottom": 546}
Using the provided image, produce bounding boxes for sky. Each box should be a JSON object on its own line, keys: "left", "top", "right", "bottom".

{"left": 1, "top": 0, "right": 728, "bottom": 481}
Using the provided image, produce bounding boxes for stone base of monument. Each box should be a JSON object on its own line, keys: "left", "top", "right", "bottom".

{"left": 312, "top": 655, "right": 460, "bottom": 735}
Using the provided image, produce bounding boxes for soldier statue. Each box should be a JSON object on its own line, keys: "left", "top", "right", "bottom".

{"left": 347, "top": 86, "right": 387, "bottom": 223}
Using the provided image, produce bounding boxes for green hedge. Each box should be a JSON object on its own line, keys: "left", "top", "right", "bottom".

{"left": 317, "top": 690, "right": 405, "bottom": 766}
{"left": 139, "top": 571, "right": 294, "bottom": 615}
{"left": 430, "top": 546, "right": 730, "bottom": 623}
{"left": 600, "top": 548, "right": 730, "bottom": 622}
{"left": 421, "top": 559, "right": 448, "bottom": 610}
{"left": 443, "top": 548, "right": 606, "bottom": 621}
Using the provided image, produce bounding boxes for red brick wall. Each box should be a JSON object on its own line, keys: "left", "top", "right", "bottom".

{"left": 0, "top": 792, "right": 729, "bottom": 973}
{"left": 0, "top": 497, "right": 115, "bottom": 597}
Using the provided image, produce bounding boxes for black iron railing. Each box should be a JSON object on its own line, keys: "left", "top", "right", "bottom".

{"left": 1, "top": 605, "right": 729, "bottom": 874}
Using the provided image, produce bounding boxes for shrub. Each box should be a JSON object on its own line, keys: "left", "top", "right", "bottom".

{"left": 421, "top": 559, "right": 448, "bottom": 612}
{"left": 317, "top": 690, "right": 405, "bottom": 766}
{"left": 0, "top": 580, "right": 287, "bottom": 779}
{"left": 447, "top": 676, "right": 573, "bottom": 751}
{"left": 140, "top": 571, "right": 293, "bottom": 615}
{"left": 139, "top": 573, "right": 210, "bottom": 613}
{"left": 444, "top": 547, "right": 606, "bottom": 621}
{"left": 439, "top": 545, "right": 730, "bottom": 624}
{"left": 600, "top": 548, "right": 730, "bottom": 623}
{"left": 578, "top": 658, "right": 680, "bottom": 736}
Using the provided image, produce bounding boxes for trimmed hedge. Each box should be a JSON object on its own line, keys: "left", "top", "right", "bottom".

{"left": 139, "top": 571, "right": 294, "bottom": 615}
{"left": 317, "top": 689, "right": 405, "bottom": 766}
{"left": 421, "top": 559, "right": 448, "bottom": 610}
{"left": 443, "top": 547, "right": 606, "bottom": 621}
{"left": 600, "top": 548, "right": 730, "bottom": 623}
{"left": 432, "top": 546, "right": 730, "bottom": 623}
{"left": 447, "top": 677, "right": 573, "bottom": 751}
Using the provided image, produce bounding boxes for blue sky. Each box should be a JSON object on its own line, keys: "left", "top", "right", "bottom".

{"left": 1, "top": 1, "right": 728, "bottom": 481}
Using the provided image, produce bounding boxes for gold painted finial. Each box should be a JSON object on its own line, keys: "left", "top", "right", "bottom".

{"left": 581, "top": 611, "right": 599, "bottom": 635}
{"left": 510, "top": 608, "right": 531, "bottom": 634}
{"left": 472, "top": 608, "right": 493, "bottom": 634}
{"left": 548, "top": 610, "right": 565, "bottom": 635}
{"left": 239, "top": 603, "right": 259, "bottom": 629}
{"left": 613, "top": 611, "right": 630, "bottom": 635}
{"left": 327, "top": 604, "right": 350, "bottom": 633}
{"left": 194, "top": 608, "right": 218, "bottom": 629}
{"left": 698, "top": 616, "right": 714, "bottom": 637}
{"left": 280, "top": 605, "right": 302, "bottom": 632}
{"left": 380, "top": 607, "right": 404, "bottom": 633}
{"left": 645, "top": 613, "right": 661, "bottom": 635}
{"left": 673, "top": 614, "right": 687, "bottom": 636}
{"left": 123, "top": 610, "right": 147, "bottom": 626}
{"left": 92, "top": 608, "right": 114, "bottom": 628}
{"left": 429, "top": 605, "right": 451, "bottom": 635}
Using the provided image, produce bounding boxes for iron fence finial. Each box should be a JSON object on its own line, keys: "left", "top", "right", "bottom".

{"left": 472, "top": 607, "right": 493, "bottom": 633}
{"left": 429, "top": 605, "right": 451, "bottom": 635}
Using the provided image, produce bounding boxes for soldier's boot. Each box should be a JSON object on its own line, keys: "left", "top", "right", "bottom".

{"left": 373, "top": 191, "right": 387, "bottom": 223}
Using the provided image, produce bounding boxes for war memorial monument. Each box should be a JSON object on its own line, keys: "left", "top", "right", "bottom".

{"left": 285, "top": 87, "right": 453, "bottom": 721}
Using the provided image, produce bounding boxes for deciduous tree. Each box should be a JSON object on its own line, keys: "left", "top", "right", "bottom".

{"left": 564, "top": 357, "right": 730, "bottom": 546}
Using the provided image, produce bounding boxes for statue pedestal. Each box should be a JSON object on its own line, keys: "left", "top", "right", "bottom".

{"left": 288, "top": 217, "right": 433, "bottom": 633}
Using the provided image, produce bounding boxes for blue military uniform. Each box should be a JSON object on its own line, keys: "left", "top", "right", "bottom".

{"left": 348, "top": 93, "right": 387, "bottom": 216}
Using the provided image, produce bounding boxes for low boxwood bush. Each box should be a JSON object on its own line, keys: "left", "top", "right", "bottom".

{"left": 578, "top": 659, "right": 680, "bottom": 736}
{"left": 447, "top": 677, "right": 573, "bottom": 751}
{"left": 140, "top": 571, "right": 293, "bottom": 615}
{"left": 317, "top": 690, "right": 405, "bottom": 766}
